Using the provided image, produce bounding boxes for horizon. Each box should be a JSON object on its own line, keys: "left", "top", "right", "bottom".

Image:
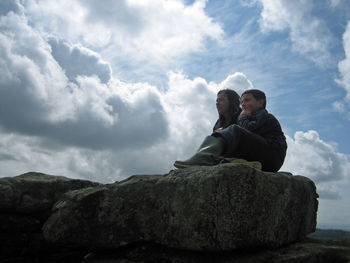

{"left": 0, "top": 0, "right": 350, "bottom": 231}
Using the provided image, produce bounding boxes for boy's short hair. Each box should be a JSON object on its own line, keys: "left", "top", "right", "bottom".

{"left": 241, "top": 89, "right": 266, "bottom": 108}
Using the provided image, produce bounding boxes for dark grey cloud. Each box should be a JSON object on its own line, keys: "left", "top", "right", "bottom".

{"left": 0, "top": 11, "right": 168, "bottom": 151}
{"left": 0, "top": 65, "right": 168, "bottom": 150}
{"left": 46, "top": 90, "right": 169, "bottom": 150}
{"left": 317, "top": 188, "right": 340, "bottom": 200}
{"left": 48, "top": 38, "right": 111, "bottom": 84}
{"left": 0, "top": 37, "right": 55, "bottom": 137}
{"left": 0, "top": 152, "right": 17, "bottom": 161}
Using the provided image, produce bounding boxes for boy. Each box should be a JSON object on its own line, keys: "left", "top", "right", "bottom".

{"left": 174, "top": 89, "right": 287, "bottom": 172}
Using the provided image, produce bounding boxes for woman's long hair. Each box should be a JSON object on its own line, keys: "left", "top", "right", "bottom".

{"left": 214, "top": 89, "right": 241, "bottom": 131}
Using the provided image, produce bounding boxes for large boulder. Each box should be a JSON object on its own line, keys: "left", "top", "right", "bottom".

{"left": 0, "top": 172, "right": 100, "bottom": 215}
{"left": 43, "top": 163, "right": 318, "bottom": 251}
{"left": 0, "top": 172, "right": 100, "bottom": 261}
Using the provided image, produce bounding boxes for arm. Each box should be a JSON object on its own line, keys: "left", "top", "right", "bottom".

{"left": 238, "top": 109, "right": 269, "bottom": 132}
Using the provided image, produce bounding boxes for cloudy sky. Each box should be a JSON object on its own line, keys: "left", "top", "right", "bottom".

{"left": 1, "top": 0, "right": 350, "bottom": 230}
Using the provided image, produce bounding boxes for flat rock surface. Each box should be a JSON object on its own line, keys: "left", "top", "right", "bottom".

{"left": 43, "top": 164, "right": 318, "bottom": 251}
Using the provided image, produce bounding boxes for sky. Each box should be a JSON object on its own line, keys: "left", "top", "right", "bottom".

{"left": 0, "top": 0, "right": 350, "bottom": 231}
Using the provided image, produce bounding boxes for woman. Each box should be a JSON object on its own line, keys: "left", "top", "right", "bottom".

{"left": 213, "top": 89, "right": 241, "bottom": 132}
{"left": 173, "top": 89, "right": 241, "bottom": 169}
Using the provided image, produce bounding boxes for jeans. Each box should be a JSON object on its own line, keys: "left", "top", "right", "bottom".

{"left": 212, "top": 124, "right": 285, "bottom": 172}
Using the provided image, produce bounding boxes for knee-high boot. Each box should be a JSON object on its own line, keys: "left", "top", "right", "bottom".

{"left": 174, "top": 136, "right": 224, "bottom": 168}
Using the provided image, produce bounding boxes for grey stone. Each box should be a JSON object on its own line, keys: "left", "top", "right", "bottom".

{"left": 0, "top": 172, "right": 100, "bottom": 214}
{"left": 43, "top": 163, "right": 318, "bottom": 251}
{"left": 0, "top": 172, "right": 100, "bottom": 260}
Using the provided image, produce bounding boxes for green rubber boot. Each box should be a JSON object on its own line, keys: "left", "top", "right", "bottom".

{"left": 174, "top": 136, "right": 224, "bottom": 168}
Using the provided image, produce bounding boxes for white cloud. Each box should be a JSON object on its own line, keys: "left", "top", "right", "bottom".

{"left": 24, "top": 1, "right": 93, "bottom": 44}
{"left": 23, "top": 0, "right": 224, "bottom": 63}
{"left": 0, "top": 6, "right": 248, "bottom": 177}
{"left": 0, "top": 130, "right": 121, "bottom": 182}
{"left": 334, "top": 21, "right": 350, "bottom": 121}
{"left": 257, "top": 0, "right": 333, "bottom": 66}
{"left": 219, "top": 72, "right": 254, "bottom": 96}
{"left": 0, "top": 10, "right": 168, "bottom": 150}
{"left": 336, "top": 21, "right": 350, "bottom": 102}
{"left": 0, "top": 11, "right": 75, "bottom": 123}
{"left": 329, "top": 0, "right": 341, "bottom": 8}
{"left": 332, "top": 101, "right": 345, "bottom": 113}
{"left": 281, "top": 130, "right": 350, "bottom": 199}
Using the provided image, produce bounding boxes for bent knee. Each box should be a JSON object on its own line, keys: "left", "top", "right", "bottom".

{"left": 227, "top": 124, "right": 241, "bottom": 131}
{"left": 226, "top": 124, "right": 247, "bottom": 135}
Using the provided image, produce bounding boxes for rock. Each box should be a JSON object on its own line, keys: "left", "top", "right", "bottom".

{"left": 43, "top": 163, "right": 318, "bottom": 251}
{"left": 81, "top": 238, "right": 350, "bottom": 263}
{"left": 0, "top": 172, "right": 100, "bottom": 261}
{"left": 0, "top": 172, "right": 100, "bottom": 215}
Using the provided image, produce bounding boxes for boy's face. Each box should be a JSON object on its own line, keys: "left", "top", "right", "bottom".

{"left": 240, "top": 93, "right": 264, "bottom": 114}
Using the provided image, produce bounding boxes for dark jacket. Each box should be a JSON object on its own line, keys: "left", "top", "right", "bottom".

{"left": 238, "top": 108, "right": 287, "bottom": 153}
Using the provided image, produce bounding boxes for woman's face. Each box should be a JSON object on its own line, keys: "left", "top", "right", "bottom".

{"left": 216, "top": 92, "right": 230, "bottom": 115}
